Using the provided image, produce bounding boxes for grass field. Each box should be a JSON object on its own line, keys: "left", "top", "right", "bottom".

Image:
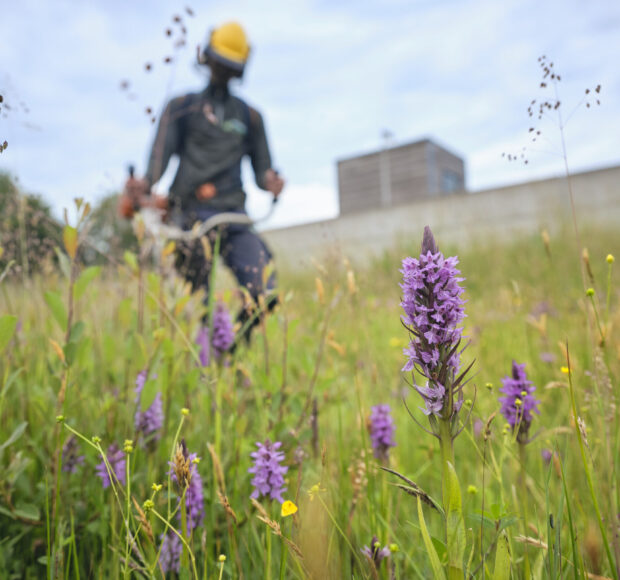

{"left": 0, "top": 217, "right": 619, "bottom": 579}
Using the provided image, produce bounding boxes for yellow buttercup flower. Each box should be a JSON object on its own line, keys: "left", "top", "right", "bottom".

{"left": 281, "top": 500, "right": 298, "bottom": 517}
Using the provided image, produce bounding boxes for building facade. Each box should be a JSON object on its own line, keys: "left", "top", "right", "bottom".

{"left": 337, "top": 138, "right": 465, "bottom": 215}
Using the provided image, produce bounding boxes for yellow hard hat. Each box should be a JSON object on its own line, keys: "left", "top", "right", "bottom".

{"left": 204, "top": 22, "right": 251, "bottom": 72}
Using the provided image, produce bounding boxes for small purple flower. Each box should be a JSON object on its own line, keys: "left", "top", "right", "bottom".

{"left": 368, "top": 405, "right": 396, "bottom": 462}
{"left": 211, "top": 301, "right": 235, "bottom": 358}
{"left": 473, "top": 418, "right": 484, "bottom": 439}
{"left": 95, "top": 444, "right": 126, "bottom": 489}
{"left": 169, "top": 449, "right": 205, "bottom": 535}
{"left": 499, "top": 361, "right": 540, "bottom": 443}
{"left": 62, "top": 436, "right": 85, "bottom": 473}
{"left": 361, "top": 535, "right": 390, "bottom": 568}
{"left": 159, "top": 531, "right": 182, "bottom": 574}
{"left": 541, "top": 448, "right": 553, "bottom": 464}
{"left": 135, "top": 392, "right": 164, "bottom": 442}
{"left": 134, "top": 369, "right": 148, "bottom": 403}
{"left": 539, "top": 351, "right": 556, "bottom": 364}
{"left": 249, "top": 440, "right": 288, "bottom": 503}
{"left": 196, "top": 327, "right": 210, "bottom": 367}
{"left": 184, "top": 453, "right": 205, "bottom": 533}
{"left": 400, "top": 226, "right": 468, "bottom": 419}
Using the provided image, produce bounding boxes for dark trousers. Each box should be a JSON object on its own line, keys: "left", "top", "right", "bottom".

{"left": 176, "top": 222, "right": 276, "bottom": 302}
{"left": 174, "top": 207, "right": 278, "bottom": 346}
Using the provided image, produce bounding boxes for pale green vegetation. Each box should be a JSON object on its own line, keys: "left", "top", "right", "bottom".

{"left": 0, "top": 214, "right": 618, "bottom": 579}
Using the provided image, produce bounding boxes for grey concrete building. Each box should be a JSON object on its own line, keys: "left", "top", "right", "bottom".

{"left": 337, "top": 138, "right": 466, "bottom": 215}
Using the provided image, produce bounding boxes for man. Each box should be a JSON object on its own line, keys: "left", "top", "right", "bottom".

{"left": 125, "top": 21, "right": 284, "bottom": 345}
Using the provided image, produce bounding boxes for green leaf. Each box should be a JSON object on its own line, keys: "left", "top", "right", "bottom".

{"left": 498, "top": 515, "right": 519, "bottom": 532}
{"left": 54, "top": 247, "right": 71, "bottom": 279}
{"left": 0, "top": 315, "right": 18, "bottom": 353}
{"left": 139, "top": 372, "right": 159, "bottom": 410}
{"left": 117, "top": 297, "right": 133, "bottom": 327}
{"left": 13, "top": 502, "right": 40, "bottom": 521}
{"left": 0, "top": 422, "right": 28, "bottom": 451}
{"left": 6, "top": 451, "right": 31, "bottom": 485}
{"left": 0, "top": 505, "right": 15, "bottom": 520}
{"left": 162, "top": 337, "right": 175, "bottom": 359}
{"left": 63, "top": 225, "right": 78, "bottom": 259}
{"left": 1, "top": 368, "right": 24, "bottom": 399}
{"left": 74, "top": 266, "right": 101, "bottom": 301}
{"left": 44, "top": 291, "right": 68, "bottom": 332}
{"left": 418, "top": 496, "right": 447, "bottom": 580}
{"left": 532, "top": 550, "right": 545, "bottom": 580}
{"left": 464, "top": 528, "right": 475, "bottom": 579}
{"left": 468, "top": 513, "right": 497, "bottom": 531}
{"left": 493, "top": 531, "right": 511, "bottom": 580}
{"left": 64, "top": 341, "right": 77, "bottom": 366}
{"left": 69, "top": 321, "right": 86, "bottom": 343}
{"left": 445, "top": 461, "right": 466, "bottom": 573}
{"left": 123, "top": 250, "right": 138, "bottom": 273}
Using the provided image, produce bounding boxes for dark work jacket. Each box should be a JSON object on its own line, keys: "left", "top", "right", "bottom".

{"left": 145, "top": 84, "right": 273, "bottom": 213}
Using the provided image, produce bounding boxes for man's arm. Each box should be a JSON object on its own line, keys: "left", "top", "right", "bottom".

{"left": 247, "top": 107, "right": 284, "bottom": 196}
{"left": 144, "top": 96, "right": 185, "bottom": 190}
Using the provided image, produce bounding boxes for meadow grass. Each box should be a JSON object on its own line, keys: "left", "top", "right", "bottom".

{"left": 0, "top": 221, "right": 618, "bottom": 579}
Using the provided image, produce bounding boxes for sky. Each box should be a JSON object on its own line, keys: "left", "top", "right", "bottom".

{"left": 1, "top": 0, "right": 619, "bottom": 231}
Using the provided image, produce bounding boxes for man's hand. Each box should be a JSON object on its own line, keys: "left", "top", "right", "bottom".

{"left": 264, "top": 169, "right": 285, "bottom": 199}
{"left": 118, "top": 177, "right": 150, "bottom": 219}
{"left": 124, "top": 177, "right": 150, "bottom": 201}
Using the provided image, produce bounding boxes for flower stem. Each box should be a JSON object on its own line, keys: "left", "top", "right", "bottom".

{"left": 181, "top": 489, "right": 189, "bottom": 569}
{"left": 279, "top": 532, "right": 288, "bottom": 580}
{"left": 438, "top": 418, "right": 463, "bottom": 580}
{"left": 439, "top": 419, "right": 454, "bottom": 513}
{"left": 519, "top": 443, "right": 531, "bottom": 579}
{"left": 215, "top": 371, "right": 222, "bottom": 459}
{"left": 266, "top": 523, "right": 272, "bottom": 580}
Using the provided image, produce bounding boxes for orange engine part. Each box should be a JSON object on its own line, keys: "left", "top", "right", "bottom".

{"left": 117, "top": 193, "right": 168, "bottom": 220}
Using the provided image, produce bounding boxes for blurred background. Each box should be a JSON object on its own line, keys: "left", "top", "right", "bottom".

{"left": 1, "top": 0, "right": 619, "bottom": 231}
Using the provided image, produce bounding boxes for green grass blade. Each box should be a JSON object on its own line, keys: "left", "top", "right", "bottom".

{"left": 417, "top": 496, "right": 447, "bottom": 580}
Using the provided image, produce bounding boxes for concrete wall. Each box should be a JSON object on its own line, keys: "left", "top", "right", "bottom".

{"left": 263, "top": 165, "right": 620, "bottom": 270}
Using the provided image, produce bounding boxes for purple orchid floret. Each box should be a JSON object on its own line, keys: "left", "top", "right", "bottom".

{"left": 62, "top": 436, "right": 85, "bottom": 474}
{"left": 95, "top": 444, "right": 126, "bottom": 489}
{"left": 400, "top": 226, "right": 468, "bottom": 418}
{"left": 196, "top": 326, "right": 210, "bottom": 367}
{"left": 248, "top": 440, "right": 288, "bottom": 503}
{"left": 195, "top": 302, "right": 235, "bottom": 367}
{"left": 369, "top": 405, "right": 396, "bottom": 461}
{"left": 499, "top": 360, "right": 540, "bottom": 442}
{"left": 135, "top": 392, "right": 164, "bottom": 441}
{"left": 159, "top": 531, "right": 182, "bottom": 574}
{"left": 168, "top": 451, "right": 205, "bottom": 534}
{"left": 211, "top": 301, "right": 235, "bottom": 358}
{"left": 184, "top": 453, "right": 205, "bottom": 532}
{"left": 361, "top": 535, "right": 390, "bottom": 568}
{"left": 134, "top": 369, "right": 148, "bottom": 403}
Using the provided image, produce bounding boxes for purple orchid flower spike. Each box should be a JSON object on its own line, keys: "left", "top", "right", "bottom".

{"left": 499, "top": 360, "right": 540, "bottom": 443}
{"left": 95, "top": 444, "right": 126, "bottom": 489}
{"left": 248, "top": 439, "right": 288, "bottom": 503}
{"left": 368, "top": 405, "right": 396, "bottom": 462}
{"left": 400, "top": 226, "right": 474, "bottom": 437}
